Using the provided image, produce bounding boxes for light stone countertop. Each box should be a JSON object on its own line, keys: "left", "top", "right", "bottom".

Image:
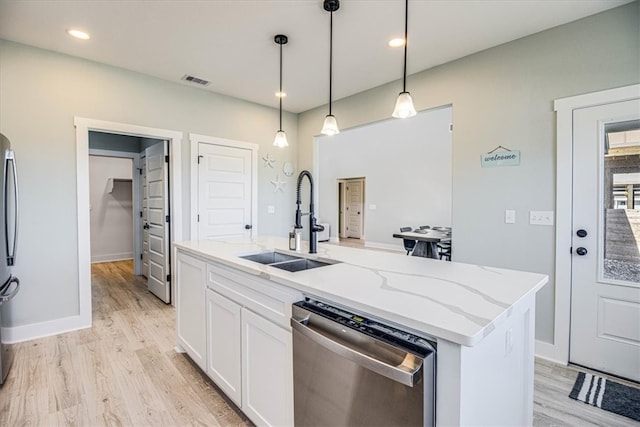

{"left": 174, "top": 236, "right": 548, "bottom": 347}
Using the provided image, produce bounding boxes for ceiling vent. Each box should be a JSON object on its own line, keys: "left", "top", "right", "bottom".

{"left": 181, "top": 74, "right": 210, "bottom": 86}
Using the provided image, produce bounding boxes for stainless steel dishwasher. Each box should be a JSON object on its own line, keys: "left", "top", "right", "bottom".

{"left": 291, "top": 299, "right": 436, "bottom": 427}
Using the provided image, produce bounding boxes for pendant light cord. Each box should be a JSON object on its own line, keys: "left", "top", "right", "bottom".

{"left": 279, "top": 40, "right": 283, "bottom": 130}
{"left": 329, "top": 9, "right": 333, "bottom": 115}
{"left": 402, "top": 0, "right": 408, "bottom": 93}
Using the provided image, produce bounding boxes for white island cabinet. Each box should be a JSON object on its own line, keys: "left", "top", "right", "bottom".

{"left": 174, "top": 237, "right": 548, "bottom": 427}
{"left": 177, "top": 250, "right": 302, "bottom": 427}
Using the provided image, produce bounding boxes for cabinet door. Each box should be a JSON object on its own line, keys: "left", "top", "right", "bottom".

{"left": 176, "top": 252, "right": 206, "bottom": 369}
{"left": 206, "top": 289, "right": 242, "bottom": 407}
{"left": 241, "top": 308, "right": 294, "bottom": 427}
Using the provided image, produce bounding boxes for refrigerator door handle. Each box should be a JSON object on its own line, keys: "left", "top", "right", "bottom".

{"left": 0, "top": 276, "right": 19, "bottom": 303}
{"left": 4, "top": 150, "right": 17, "bottom": 266}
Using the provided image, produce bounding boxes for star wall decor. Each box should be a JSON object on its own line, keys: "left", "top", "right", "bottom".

{"left": 262, "top": 153, "right": 275, "bottom": 168}
{"left": 271, "top": 174, "right": 286, "bottom": 192}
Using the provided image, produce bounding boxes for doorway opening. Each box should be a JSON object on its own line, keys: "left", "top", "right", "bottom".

{"left": 338, "top": 178, "right": 365, "bottom": 244}
{"left": 75, "top": 118, "right": 183, "bottom": 329}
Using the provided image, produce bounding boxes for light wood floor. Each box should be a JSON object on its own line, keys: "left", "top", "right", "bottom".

{"left": 1, "top": 260, "right": 638, "bottom": 426}
{"left": 0, "top": 260, "right": 249, "bottom": 426}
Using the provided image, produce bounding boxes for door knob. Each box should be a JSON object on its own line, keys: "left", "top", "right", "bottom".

{"left": 576, "top": 247, "right": 588, "bottom": 256}
{"left": 245, "top": 224, "right": 252, "bottom": 230}
{"left": 576, "top": 229, "right": 588, "bottom": 238}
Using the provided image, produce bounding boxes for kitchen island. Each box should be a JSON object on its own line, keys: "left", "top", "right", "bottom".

{"left": 174, "top": 237, "right": 548, "bottom": 426}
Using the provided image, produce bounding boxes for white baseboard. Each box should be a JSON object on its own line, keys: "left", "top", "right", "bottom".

{"left": 91, "top": 253, "right": 134, "bottom": 263}
{"left": 535, "top": 339, "right": 567, "bottom": 365}
{"left": 1, "top": 314, "right": 91, "bottom": 344}
{"left": 364, "top": 241, "right": 405, "bottom": 253}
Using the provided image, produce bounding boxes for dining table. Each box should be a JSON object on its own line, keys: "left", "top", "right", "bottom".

{"left": 392, "top": 229, "right": 451, "bottom": 259}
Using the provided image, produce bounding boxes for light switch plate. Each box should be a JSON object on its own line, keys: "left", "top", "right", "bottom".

{"left": 505, "top": 210, "right": 515, "bottom": 224}
{"left": 530, "top": 211, "right": 554, "bottom": 225}
{"left": 267, "top": 205, "right": 275, "bottom": 214}
{"left": 369, "top": 204, "right": 377, "bottom": 210}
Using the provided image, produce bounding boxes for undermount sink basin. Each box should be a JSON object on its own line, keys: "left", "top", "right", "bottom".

{"left": 240, "top": 251, "right": 301, "bottom": 265}
{"left": 269, "top": 258, "right": 334, "bottom": 272}
{"left": 239, "top": 251, "right": 339, "bottom": 272}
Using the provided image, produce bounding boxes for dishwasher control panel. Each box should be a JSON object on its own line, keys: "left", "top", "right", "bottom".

{"left": 294, "top": 298, "right": 435, "bottom": 357}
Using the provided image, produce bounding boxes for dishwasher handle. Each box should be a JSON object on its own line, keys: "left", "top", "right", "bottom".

{"left": 291, "top": 316, "right": 423, "bottom": 387}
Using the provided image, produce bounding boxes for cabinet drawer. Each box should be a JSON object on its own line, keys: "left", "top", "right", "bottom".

{"left": 206, "top": 262, "right": 302, "bottom": 329}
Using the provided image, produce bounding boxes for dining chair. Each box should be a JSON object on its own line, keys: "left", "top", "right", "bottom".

{"left": 419, "top": 225, "right": 430, "bottom": 230}
{"left": 399, "top": 226, "right": 416, "bottom": 255}
{"left": 438, "top": 241, "right": 452, "bottom": 261}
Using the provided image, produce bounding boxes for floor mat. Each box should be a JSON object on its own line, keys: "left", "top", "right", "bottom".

{"left": 569, "top": 372, "right": 640, "bottom": 422}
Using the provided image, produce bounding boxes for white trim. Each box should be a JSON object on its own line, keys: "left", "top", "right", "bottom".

{"left": 91, "top": 253, "right": 134, "bottom": 263}
{"left": 552, "top": 84, "right": 640, "bottom": 364}
{"left": 75, "top": 117, "right": 183, "bottom": 332}
{"left": 1, "top": 315, "right": 88, "bottom": 344}
{"left": 88, "top": 148, "right": 142, "bottom": 275}
{"left": 188, "top": 134, "right": 259, "bottom": 241}
{"left": 364, "top": 241, "right": 405, "bottom": 253}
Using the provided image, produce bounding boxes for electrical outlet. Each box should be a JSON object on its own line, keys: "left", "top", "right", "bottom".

{"left": 267, "top": 205, "right": 275, "bottom": 214}
{"left": 529, "top": 211, "right": 553, "bottom": 225}
{"left": 505, "top": 210, "right": 515, "bottom": 224}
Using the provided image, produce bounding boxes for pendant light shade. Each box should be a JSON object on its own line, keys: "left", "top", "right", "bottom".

{"left": 273, "top": 34, "right": 289, "bottom": 147}
{"left": 392, "top": 92, "right": 417, "bottom": 119}
{"left": 321, "top": 114, "right": 339, "bottom": 136}
{"left": 392, "top": 0, "right": 417, "bottom": 119}
{"left": 321, "top": 0, "right": 340, "bottom": 136}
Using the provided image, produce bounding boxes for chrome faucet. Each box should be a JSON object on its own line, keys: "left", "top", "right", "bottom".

{"left": 295, "top": 170, "right": 324, "bottom": 254}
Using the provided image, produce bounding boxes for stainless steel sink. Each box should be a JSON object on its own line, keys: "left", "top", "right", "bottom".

{"left": 239, "top": 251, "right": 339, "bottom": 272}
{"left": 240, "top": 251, "right": 301, "bottom": 265}
{"left": 269, "top": 258, "right": 334, "bottom": 272}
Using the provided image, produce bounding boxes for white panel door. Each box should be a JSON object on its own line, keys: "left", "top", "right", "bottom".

{"left": 198, "top": 143, "right": 252, "bottom": 240}
{"left": 241, "top": 307, "right": 294, "bottom": 427}
{"left": 570, "top": 98, "right": 640, "bottom": 381}
{"left": 145, "top": 142, "right": 170, "bottom": 303}
{"left": 345, "top": 179, "right": 363, "bottom": 238}
{"left": 176, "top": 251, "right": 206, "bottom": 370}
{"left": 141, "top": 154, "right": 149, "bottom": 278}
{"left": 206, "top": 289, "right": 242, "bottom": 407}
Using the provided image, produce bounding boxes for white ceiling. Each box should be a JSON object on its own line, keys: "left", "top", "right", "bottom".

{"left": 0, "top": 0, "right": 632, "bottom": 113}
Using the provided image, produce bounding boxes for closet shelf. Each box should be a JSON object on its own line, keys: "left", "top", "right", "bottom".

{"left": 107, "top": 178, "right": 132, "bottom": 193}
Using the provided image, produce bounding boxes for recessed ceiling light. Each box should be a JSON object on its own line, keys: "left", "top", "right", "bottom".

{"left": 67, "top": 29, "right": 90, "bottom": 40}
{"left": 388, "top": 37, "right": 405, "bottom": 48}
{"left": 275, "top": 91, "right": 287, "bottom": 98}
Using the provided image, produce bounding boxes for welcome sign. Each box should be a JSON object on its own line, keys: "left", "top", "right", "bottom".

{"left": 481, "top": 149, "right": 520, "bottom": 167}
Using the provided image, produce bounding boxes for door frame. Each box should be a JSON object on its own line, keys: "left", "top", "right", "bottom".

{"left": 338, "top": 177, "right": 365, "bottom": 240}
{"left": 88, "top": 149, "right": 142, "bottom": 274}
{"left": 189, "top": 133, "right": 258, "bottom": 241}
{"left": 546, "top": 84, "right": 640, "bottom": 364}
{"left": 75, "top": 117, "right": 183, "bottom": 328}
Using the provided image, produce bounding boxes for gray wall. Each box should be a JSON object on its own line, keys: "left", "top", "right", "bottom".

{"left": 316, "top": 106, "right": 452, "bottom": 247}
{"left": 89, "top": 156, "right": 134, "bottom": 262}
{"left": 297, "top": 3, "right": 640, "bottom": 343}
{"left": 89, "top": 131, "right": 142, "bottom": 153}
{"left": 0, "top": 39, "right": 297, "bottom": 328}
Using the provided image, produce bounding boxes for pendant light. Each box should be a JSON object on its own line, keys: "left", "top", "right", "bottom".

{"left": 321, "top": 0, "right": 340, "bottom": 136}
{"left": 392, "top": 0, "right": 417, "bottom": 119}
{"left": 273, "top": 34, "right": 289, "bottom": 148}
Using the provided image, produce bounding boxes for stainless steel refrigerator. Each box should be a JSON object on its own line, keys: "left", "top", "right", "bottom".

{"left": 0, "top": 132, "right": 20, "bottom": 386}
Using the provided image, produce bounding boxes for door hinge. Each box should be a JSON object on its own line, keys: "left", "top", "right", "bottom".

{"left": 165, "top": 215, "right": 170, "bottom": 223}
{"left": 197, "top": 214, "right": 200, "bottom": 222}
{"left": 165, "top": 155, "right": 169, "bottom": 163}
{"left": 166, "top": 274, "right": 171, "bottom": 282}
{"left": 449, "top": 123, "right": 453, "bottom": 132}
{"left": 139, "top": 168, "right": 143, "bottom": 175}
{"left": 139, "top": 211, "right": 143, "bottom": 218}
{"left": 140, "top": 253, "right": 143, "bottom": 260}
{"left": 197, "top": 155, "right": 204, "bottom": 164}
